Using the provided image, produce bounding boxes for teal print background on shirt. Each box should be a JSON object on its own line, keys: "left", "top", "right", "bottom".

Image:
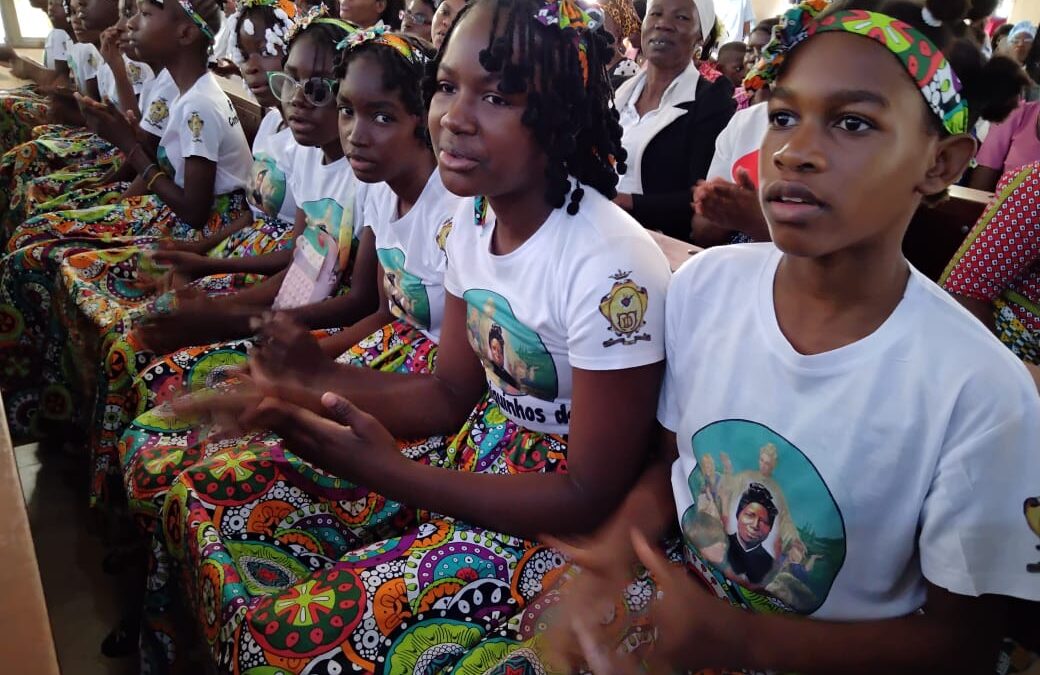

{"left": 463, "top": 289, "right": 558, "bottom": 401}
{"left": 377, "top": 247, "right": 431, "bottom": 329}
{"left": 248, "top": 152, "right": 286, "bottom": 218}
{"left": 682, "top": 419, "right": 847, "bottom": 615}
{"left": 301, "top": 198, "right": 350, "bottom": 242}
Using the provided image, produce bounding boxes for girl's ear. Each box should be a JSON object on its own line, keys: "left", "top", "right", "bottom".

{"left": 917, "top": 134, "right": 976, "bottom": 198}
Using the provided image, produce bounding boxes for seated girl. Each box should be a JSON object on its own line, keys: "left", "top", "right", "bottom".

{"left": 0, "top": 0, "right": 251, "bottom": 441}
{"left": 0, "top": 0, "right": 74, "bottom": 152}
{"left": 154, "top": 0, "right": 670, "bottom": 671}
{"left": 514, "top": 2, "right": 1040, "bottom": 674}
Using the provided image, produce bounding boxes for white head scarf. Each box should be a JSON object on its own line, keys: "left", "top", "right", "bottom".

{"left": 693, "top": 0, "right": 715, "bottom": 43}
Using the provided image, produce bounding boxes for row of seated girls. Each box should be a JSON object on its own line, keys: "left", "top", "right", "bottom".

{"left": 0, "top": 0, "right": 1039, "bottom": 672}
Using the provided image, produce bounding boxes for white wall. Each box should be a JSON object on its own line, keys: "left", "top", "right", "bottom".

{"left": 752, "top": 0, "right": 789, "bottom": 21}
{"left": 1010, "top": 0, "right": 1039, "bottom": 22}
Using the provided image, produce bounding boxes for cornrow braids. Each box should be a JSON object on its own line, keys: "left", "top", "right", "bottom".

{"left": 423, "top": 0, "right": 626, "bottom": 215}
{"left": 334, "top": 32, "right": 435, "bottom": 145}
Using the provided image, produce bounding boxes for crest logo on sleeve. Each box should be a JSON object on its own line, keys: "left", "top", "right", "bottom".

{"left": 146, "top": 97, "right": 169, "bottom": 128}
{"left": 599, "top": 270, "right": 650, "bottom": 347}
{"left": 127, "top": 62, "right": 143, "bottom": 84}
{"left": 1026, "top": 496, "right": 1040, "bottom": 573}
{"left": 188, "top": 112, "right": 205, "bottom": 142}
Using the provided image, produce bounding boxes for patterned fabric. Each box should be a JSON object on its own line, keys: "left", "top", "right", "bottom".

{"left": 0, "top": 192, "right": 247, "bottom": 442}
{"left": 57, "top": 213, "right": 292, "bottom": 505}
{"left": 0, "top": 126, "right": 121, "bottom": 245}
{"left": 743, "top": 2, "right": 969, "bottom": 135}
{"left": 993, "top": 298, "right": 1040, "bottom": 364}
{"left": 941, "top": 163, "right": 1040, "bottom": 346}
{"left": 144, "top": 389, "right": 570, "bottom": 673}
{"left": 0, "top": 87, "right": 49, "bottom": 156}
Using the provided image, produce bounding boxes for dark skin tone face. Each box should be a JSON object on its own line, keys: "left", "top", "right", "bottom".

{"left": 79, "top": 0, "right": 119, "bottom": 39}
{"left": 47, "top": 0, "right": 73, "bottom": 32}
{"left": 237, "top": 12, "right": 284, "bottom": 108}
{"left": 282, "top": 35, "right": 343, "bottom": 160}
{"left": 641, "top": 0, "right": 701, "bottom": 70}
{"left": 428, "top": 2, "right": 548, "bottom": 217}
{"left": 430, "top": 0, "right": 464, "bottom": 48}
{"left": 338, "top": 50, "right": 427, "bottom": 185}
{"left": 339, "top": 0, "right": 385, "bottom": 27}
{"left": 747, "top": 27, "right": 770, "bottom": 63}
{"left": 127, "top": 0, "right": 180, "bottom": 63}
{"left": 717, "top": 50, "right": 746, "bottom": 87}
{"left": 760, "top": 33, "right": 975, "bottom": 261}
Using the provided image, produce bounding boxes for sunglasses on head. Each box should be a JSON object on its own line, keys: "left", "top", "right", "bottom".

{"left": 267, "top": 71, "right": 339, "bottom": 107}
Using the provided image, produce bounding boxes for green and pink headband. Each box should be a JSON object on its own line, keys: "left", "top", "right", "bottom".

{"left": 744, "top": 0, "right": 969, "bottom": 136}
{"left": 154, "top": 0, "right": 215, "bottom": 42}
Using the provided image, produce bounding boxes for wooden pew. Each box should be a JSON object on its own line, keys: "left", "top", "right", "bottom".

{"left": 0, "top": 402, "right": 61, "bottom": 675}
{"left": 649, "top": 230, "right": 703, "bottom": 272}
{"left": 904, "top": 185, "right": 992, "bottom": 281}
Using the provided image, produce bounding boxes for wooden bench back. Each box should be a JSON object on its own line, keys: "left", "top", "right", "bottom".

{"left": 905, "top": 186, "right": 992, "bottom": 281}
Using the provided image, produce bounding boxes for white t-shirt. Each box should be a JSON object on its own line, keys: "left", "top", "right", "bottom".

{"left": 659, "top": 244, "right": 1040, "bottom": 625}
{"left": 707, "top": 101, "right": 768, "bottom": 186}
{"left": 718, "top": 0, "right": 756, "bottom": 42}
{"left": 96, "top": 55, "right": 154, "bottom": 109}
{"left": 289, "top": 146, "right": 367, "bottom": 277}
{"left": 157, "top": 72, "right": 252, "bottom": 195}
{"left": 444, "top": 188, "right": 671, "bottom": 435}
{"left": 67, "top": 42, "right": 102, "bottom": 94}
{"left": 138, "top": 68, "right": 179, "bottom": 139}
{"left": 43, "top": 28, "right": 72, "bottom": 70}
{"left": 247, "top": 108, "right": 298, "bottom": 223}
{"left": 364, "top": 170, "right": 461, "bottom": 342}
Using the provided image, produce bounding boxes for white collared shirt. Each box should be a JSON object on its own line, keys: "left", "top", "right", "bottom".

{"left": 615, "top": 61, "right": 700, "bottom": 195}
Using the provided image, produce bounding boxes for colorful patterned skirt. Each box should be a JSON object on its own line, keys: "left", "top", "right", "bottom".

{"left": 0, "top": 125, "right": 121, "bottom": 245}
{"left": 994, "top": 296, "right": 1040, "bottom": 365}
{"left": 0, "top": 86, "right": 49, "bottom": 156}
{"left": 148, "top": 388, "right": 572, "bottom": 674}
{"left": 0, "top": 192, "right": 247, "bottom": 441}
{"left": 58, "top": 213, "right": 293, "bottom": 505}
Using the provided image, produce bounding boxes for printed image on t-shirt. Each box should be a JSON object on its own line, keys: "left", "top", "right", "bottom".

{"left": 682, "top": 420, "right": 846, "bottom": 615}
{"left": 377, "top": 247, "right": 431, "bottom": 329}
{"left": 145, "top": 96, "right": 171, "bottom": 132}
{"left": 463, "top": 289, "right": 558, "bottom": 401}
{"left": 248, "top": 151, "right": 287, "bottom": 218}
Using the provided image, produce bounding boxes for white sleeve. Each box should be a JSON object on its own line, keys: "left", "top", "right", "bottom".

{"left": 178, "top": 98, "right": 224, "bottom": 162}
{"left": 918, "top": 375, "right": 1040, "bottom": 602}
{"left": 126, "top": 60, "right": 154, "bottom": 94}
{"left": 707, "top": 115, "right": 738, "bottom": 181}
{"left": 565, "top": 233, "right": 670, "bottom": 371}
{"left": 45, "top": 29, "right": 70, "bottom": 65}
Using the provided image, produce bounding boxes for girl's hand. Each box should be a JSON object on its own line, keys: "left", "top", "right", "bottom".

{"left": 99, "top": 26, "right": 123, "bottom": 69}
{"left": 74, "top": 93, "right": 138, "bottom": 151}
{"left": 156, "top": 238, "right": 211, "bottom": 255}
{"left": 134, "top": 294, "right": 216, "bottom": 354}
{"left": 149, "top": 249, "right": 213, "bottom": 283}
{"left": 248, "top": 392, "right": 401, "bottom": 477}
{"left": 250, "top": 312, "right": 334, "bottom": 385}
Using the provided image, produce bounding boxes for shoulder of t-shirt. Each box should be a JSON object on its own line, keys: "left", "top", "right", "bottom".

{"left": 562, "top": 190, "right": 670, "bottom": 270}
{"left": 904, "top": 268, "right": 1037, "bottom": 396}
{"left": 177, "top": 74, "right": 228, "bottom": 112}
{"left": 253, "top": 108, "right": 284, "bottom": 147}
{"left": 669, "top": 242, "right": 772, "bottom": 301}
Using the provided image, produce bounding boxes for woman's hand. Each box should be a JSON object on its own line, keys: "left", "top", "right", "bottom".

{"left": 692, "top": 169, "right": 768, "bottom": 241}
{"left": 74, "top": 93, "right": 139, "bottom": 152}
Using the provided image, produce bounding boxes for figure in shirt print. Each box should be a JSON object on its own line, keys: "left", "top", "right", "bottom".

{"left": 377, "top": 247, "right": 431, "bottom": 329}
{"left": 248, "top": 152, "right": 287, "bottom": 217}
{"left": 682, "top": 420, "right": 846, "bottom": 615}
{"left": 463, "top": 289, "right": 558, "bottom": 401}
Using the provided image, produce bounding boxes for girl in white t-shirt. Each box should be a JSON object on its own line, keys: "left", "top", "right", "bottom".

{"left": 536, "top": 1, "right": 1040, "bottom": 674}
{"left": 159, "top": 2, "right": 670, "bottom": 672}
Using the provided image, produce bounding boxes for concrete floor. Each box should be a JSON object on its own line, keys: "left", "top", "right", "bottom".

{"left": 16, "top": 442, "right": 136, "bottom": 675}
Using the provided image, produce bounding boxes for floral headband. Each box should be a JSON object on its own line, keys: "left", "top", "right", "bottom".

{"left": 744, "top": 1, "right": 968, "bottom": 136}
{"left": 177, "top": 0, "right": 216, "bottom": 42}
{"left": 285, "top": 6, "right": 357, "bottom": 46}
{"left": 227, "top": 0, "right": 296, "bottom": 62}
{"left": 336, "top": 24, "right": 429, "bottom": 66}
{"left": 534, "top": 0, "right": 598, "bottom": 85}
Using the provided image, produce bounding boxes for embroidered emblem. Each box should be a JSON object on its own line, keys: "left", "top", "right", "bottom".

{"left": 1026, "top": 497, "right": 1040, "bottom": 573}
{"left": 188, "top": 111, "right": 205, "bottom": 142}
{"left": 599, "top": 270, "right": 650, "bottom": 347}
{"left": 87, "top": 53, "right": 97, "bottom": 69}
{"left": 127, "top": 62, "right": 143, "bottom": 84}
{"left": 146, "top": 96, "right": 170, "bottom": 128}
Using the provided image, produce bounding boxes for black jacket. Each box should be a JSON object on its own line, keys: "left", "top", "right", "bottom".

{"left": 628, "top": 74, "right": 736, "bottom": 242}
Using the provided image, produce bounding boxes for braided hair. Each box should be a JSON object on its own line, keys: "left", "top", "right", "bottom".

{"left": 185, "top": 0, "right": 225, "bottom": 44}
{"left": 424, "top": 0, "right": 626, "bottom": 215}
{"left": 227, "top": 3, "right": 295, "bottom": 62}
{"left": 334, "top": 33, "right": 436, "bottom": 146}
